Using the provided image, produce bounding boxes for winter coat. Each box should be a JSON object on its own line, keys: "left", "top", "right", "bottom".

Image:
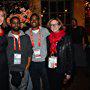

{"left": 46, "top": 35, "right": 73, "bottom": 75}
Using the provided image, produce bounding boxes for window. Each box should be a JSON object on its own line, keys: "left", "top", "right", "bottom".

{"left": 41, "top": 0, "right": 73, "bottom": 27}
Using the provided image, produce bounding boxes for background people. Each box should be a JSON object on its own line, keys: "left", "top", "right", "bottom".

{"left": 46, "top": 18, "right": 73, "bottom": 90}
{"left": 7, "top": 16, "right": 33, "bottom": 90}
{"left": 68, "top": 18, "right": 88, "bottom": 67}
{"left": 25, "top": 13, "right": 50, "bottom": 90}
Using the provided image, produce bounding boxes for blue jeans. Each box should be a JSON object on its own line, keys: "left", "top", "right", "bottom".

{"left": 9, "top": 70, "right": 32, "bottom": 90}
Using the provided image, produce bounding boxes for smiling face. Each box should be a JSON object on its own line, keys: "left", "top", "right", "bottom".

{"left": 0, "top": 10, "right": 4, "bottom": 25}
{"left": 50, "top": 20, "right": 61, "bottom": 32}
{"left": 30, "top": 15, "right": 40, "bottom": 29}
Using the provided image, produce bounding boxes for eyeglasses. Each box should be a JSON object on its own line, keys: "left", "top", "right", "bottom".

{"left": 50, "top": 23, "right": 59, "bottom": 27}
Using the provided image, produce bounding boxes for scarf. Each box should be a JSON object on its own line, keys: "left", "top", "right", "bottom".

{"left": 0, "top": 28, "right": 4, "bottom": 36}
{"left": 49, "top": 30, "right": 65, "bottom": 54}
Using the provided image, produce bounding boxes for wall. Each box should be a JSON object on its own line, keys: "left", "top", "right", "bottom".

{"left": 29, "top": 0, "right": 41, "bottom": 14}
{"left": 74, "top": 0, "right": 85, "bottom": 27}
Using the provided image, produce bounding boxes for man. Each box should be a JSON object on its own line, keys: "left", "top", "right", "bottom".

{"left": 7, "top": 16, "right": 33, "bottom": 90}
{"left": 25, "top": 13, "right": 50, "bottom": 90}
{"left": 69, "top": 18, "right": 88, "bottom": 67}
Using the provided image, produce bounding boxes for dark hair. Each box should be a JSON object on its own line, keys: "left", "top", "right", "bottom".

{"left": 30, "top": 13, "right": 40, "bottom": 21}
{"left": 10, "top": 16, "right": 20, "bottom": 23}
{"left": 72, "top": 18, "right": 77, "bottom": 23}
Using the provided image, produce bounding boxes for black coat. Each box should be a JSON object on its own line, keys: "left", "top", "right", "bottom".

{"left": 0, "top": 35, "right": 8, "bottom": 71}
{"left": 46, "top": 35, "right": 73, "bottom": 75}
{"left": 0, "top": 35, "right": 9, "bottom": 90}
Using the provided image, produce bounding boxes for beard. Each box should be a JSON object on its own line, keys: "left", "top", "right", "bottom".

{"left": 11, "top": 27, "right": 20, "bottom": 32}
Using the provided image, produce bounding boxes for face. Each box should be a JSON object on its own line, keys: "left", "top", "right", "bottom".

{"left": 50, "top": 20, "right": 61, "bottom": 32}
{"left": 10, "top": 18, "right": 20, "bottom": 32}
{"left": 30, "top": 15, "right": 39, "bottom": 28}
{"left": 0, "top": 10, "right": 4, "bottom": 25}
{"left": 71, "top": 20, "right": 77, "bottom": 27}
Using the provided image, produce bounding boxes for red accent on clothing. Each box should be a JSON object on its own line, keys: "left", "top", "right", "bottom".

{"left": 49, "top": 30, "right": 65, "bottom": 54}
{"left": 11, "top": 31, "right": 21, "bottom": 51}
{"left": 0, "top": 28, "right": 4, "bottom": 36}
{"left": 30, "top": 28, "right": 41, "bottom": 47}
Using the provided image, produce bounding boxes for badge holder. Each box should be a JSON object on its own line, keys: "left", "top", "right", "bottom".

{"left": 48, "top": 56, "right": 57, "bottom": 68}
{"left": 14, "top": 53, "right": 21, "bottom": 64}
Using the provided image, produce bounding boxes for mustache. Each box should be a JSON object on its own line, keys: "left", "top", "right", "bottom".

{"left": 11, "top": 27, "right": 20, "bottom": 31}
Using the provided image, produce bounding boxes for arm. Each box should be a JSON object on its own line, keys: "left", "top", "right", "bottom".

{"left": 25, "top": 57, "right": 32, "bottom": 70}
{"left": 65, "top": 36, "right": 73, "bottom": 79}
{"left": 82, "top": 28, "right": 88, "bottom": 49}
{"left": 25, "top": 35, "right": 33, "bottom": 70}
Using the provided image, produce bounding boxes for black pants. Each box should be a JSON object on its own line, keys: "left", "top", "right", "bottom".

{"left": 30, "top": 61, "right": 50, "bottom": 90}
{"left": 0, "top": 71, "right": 9, "bottom": 90}
{"left": 47, "top": 68, "right": 64, "bottom": 90}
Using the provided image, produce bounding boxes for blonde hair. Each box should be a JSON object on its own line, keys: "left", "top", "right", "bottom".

{"left": 0, "top": 8, "right": 7, "bottom": 27}
{"left": 47, "top": 18, "right": 63, "bottom": 29}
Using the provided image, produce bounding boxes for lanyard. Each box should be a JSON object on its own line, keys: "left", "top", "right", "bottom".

{"left": 30, "top": 28, "right": 41, "bottom": 47}
{"left": 12, "top": 32, "right": 21, "bottom": 51}
{"left": 13, "top": 36, "right": 21, "bottom": 51}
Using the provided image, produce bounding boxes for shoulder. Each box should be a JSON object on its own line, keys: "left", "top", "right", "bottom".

{"left": 40, "top": 26, "right": 47, "bottom": 30}
{"left": 21, "top": 34, "right": 30, "bottom": 40}
{"left": 25, "top": 28, "right": 31, "bottom": 36}
{"left": 41, "top": 26, "right": 49, "bottom": 32}
{"left": 62, "top": 35, "right": 71, "bottom": 42}
{"left": 77, "top": 26, "right": 85, "bottom": 30}
{"left": 40, "top": 26, "right": 50, "bottom": 36}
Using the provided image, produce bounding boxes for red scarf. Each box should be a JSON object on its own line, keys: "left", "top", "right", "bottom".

{"left": 49, "top": 30, "right": 65, "bottom": 54}
{"left": 0, "top": 28, "right": 4, "bottom": 36}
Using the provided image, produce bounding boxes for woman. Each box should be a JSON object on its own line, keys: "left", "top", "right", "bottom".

{"left": 46, "top": 18, "right": 73, "bottom": 90}
{"left": 0, "top": 8, "right": 9, "bottom": 90}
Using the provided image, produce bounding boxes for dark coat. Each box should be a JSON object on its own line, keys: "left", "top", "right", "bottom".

{"left": 0, "top": 35, "right": 9, "bottom": 90}
{"left": 0, "top": 35, "right": 8, "bottom": 72}
{"left": 46, "top": 35, "right": 73, "bottom": 75}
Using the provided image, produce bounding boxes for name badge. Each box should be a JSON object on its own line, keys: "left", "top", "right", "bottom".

{"left": 34, "top": 49, "right": 41, "bottom": 58}
{"left": 14, "top": 53, "right": 21, "bottom": 64}
{"left": 48, "top": 56, "right": 57, "bottom": 68}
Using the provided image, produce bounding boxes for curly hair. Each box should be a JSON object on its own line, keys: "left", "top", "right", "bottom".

{"left": 30, "top": 13, "right": 40, "bottom": 21}
{"left": 10, "top": 16, "right": 20, "bottom": 23}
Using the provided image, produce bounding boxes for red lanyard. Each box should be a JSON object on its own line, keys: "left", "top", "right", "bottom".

{"left": 30, "top": 28, "right": 41, "bottom": 47}
{"left": 12, "top": 32, "right": 21, "bottom": 51}
{"left": 13, "top": 36, "right": 21, "bottom": 51}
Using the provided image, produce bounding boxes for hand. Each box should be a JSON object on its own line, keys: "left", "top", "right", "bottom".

{"left": 63, "top": 74, "right": 71, "bottom": 84}
{"left": 66, "top": 75, "right": 71, "bottom": 80}
{"left": 22, "top": 75, "right": 25, "bottom": 80}
{"left": 25, "top": 65, "right": 29, "bottom": 70}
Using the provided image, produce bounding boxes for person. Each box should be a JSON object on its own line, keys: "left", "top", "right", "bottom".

{"left": 25, "top": 13, "right": 50, "bottom": 90}
{"left": 0, "top": 8, "right": 9, "bottom": 90}
{"left": 6, "top": 16, "right": 33, "bottom": 90}
{"left": 68, "top": 18, "right": 88, "bottom": 67}
{"left": 46, "top": 18, "right": 73, "bottom": 90}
